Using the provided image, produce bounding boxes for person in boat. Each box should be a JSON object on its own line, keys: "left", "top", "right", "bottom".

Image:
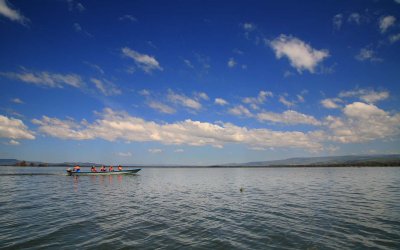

{"left": 91, "top": 166, "right": 97, "bottom": 172}
{"left": 100, "top": 165, "right": 106, "bottom": 172}
{"left": 109, "top": 166, "right": 114, "bottom": 172}
{"left": 118, "top": 165, "right": 123, "bottom": 171}
{"left": 73, "top": 165, "right": 81, "bottom": 172}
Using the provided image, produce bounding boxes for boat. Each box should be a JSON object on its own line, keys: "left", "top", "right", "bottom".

{"left": 66, "top": 169, "right": 141, "bottom": 176}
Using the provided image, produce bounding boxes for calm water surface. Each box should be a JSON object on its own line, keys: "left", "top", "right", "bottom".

{"left": 0, "top": 167, "right": 399, "bottom": 249}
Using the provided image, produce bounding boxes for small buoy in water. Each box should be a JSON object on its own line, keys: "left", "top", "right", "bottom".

{"left": 240, "top": 187, "right": 243, "bottom": 192}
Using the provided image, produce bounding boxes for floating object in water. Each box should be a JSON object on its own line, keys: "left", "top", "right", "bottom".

{"left": 240, "top": 187, "right": 244, "bottom": 192}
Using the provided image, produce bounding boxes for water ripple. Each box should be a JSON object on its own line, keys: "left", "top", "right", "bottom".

{"left": 0, "top": 167, "right": 399, "bottom": 249}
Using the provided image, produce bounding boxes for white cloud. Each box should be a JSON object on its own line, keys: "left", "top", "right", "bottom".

{"left": 355, "top": 48, "right": 382, "bottom": 62}
{"left": 279, "top": 96, "right": 295, "bottom": 107}
{"left": 91, "top": 78, "right": 121, "bottom": 96}
{"left": 242, "top": 22, "right": 255, "bottom": 31}
{"left": 195, "top": 92, "right": 209, "bottom": 101}
{"left": 117, "top": 152, "right": 132, "bottom": 157}
{"left": 321, "top": 98, "right": 342, "bottom": 109}
{"left": 325, "top": 102, "right": 400, "bottom": 143}
{"left": 76, "top": 2, "right": 85, "bottom": 12}
{"left": 0, "top": 115, "right": 35, "bottom": 140}
{"left": 11, "top": 98, "right": 23, "bottom": 104}
{"left": 257, "top": 110, "right": 320, "bottom": 126}
{"left": 84, "top": 62, "right": 104, "bottom": 74}
{"left": 0, "top": 0, "right": 29, "bottom": 25}
{"left": 139, "top": 89, "right": 150, "bottom": 96}
{"left": 119, "top": 14, "right": 137, "bottom": 22}
{"left": 339, "top": 89, "right": 389, "bottom": 103}
{"left": 122, "top": 47, "right": 163, "bottom": 73}
{"left": 333, "top": 14, "right": 343, "bottom": 29}
{"left": 228, "top": 105, "right": 253, "bottom": 117}
{"left": 73, "top": 22, "right": 82, "bottom": 32}
{"left": 227, "top": 58, "right": 237, "bottom": 68}
{"left": 242, "top": 91, "right": 273, "bottom": 109}
{"left": 67, "top": 0, "right": 85, "bottom": 12}
{"left": 348, "top": 13, "right": 361, "bottom": 24}
{"left": 32, "top": 108, "right": 323, "bottom": 151}
{"left": 379, "top": 15, "right": 396, "bottom": 33}
{"left": 0, "top": 70, "right": 85, "bottom": 88}
{"left": 7, "top": 139, "right": 20, "bottom": 145}
{"left": 183, "top": 59, "right": 194, "bottom": 68}
{"left": 148, "top": 101, "right": 176, "bottom": 114}
{"left": 167, "top": 90, "right": 202, "bottom": 110}
{"left": 32, "top": 116, "right": 92, "bottom": 140}
{"left": 269, "top": 34, "right": 329, "bottom": 73}
{"left": 148, "top": 148, "right": 163, "bottom": 154}
{"left": 389, "top": 33, "right": 400, "bottom": 44}
{"left": 215, "top": 98, "right": 228, "bottom": 106}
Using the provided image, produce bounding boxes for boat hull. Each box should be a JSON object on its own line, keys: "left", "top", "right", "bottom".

{"left": 67, "top": 169, "right": 141, "bottom": 176}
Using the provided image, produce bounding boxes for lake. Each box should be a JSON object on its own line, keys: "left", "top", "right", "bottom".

{"left": 0, "top": 166, "right": 399, "bottom": 249}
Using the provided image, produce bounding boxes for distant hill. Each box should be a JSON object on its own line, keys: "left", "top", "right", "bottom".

{"left": 1, "top": 154, "right": 400, "bottom": 167}
{"left": 0, "top": 159, "right": 18, "bottom": 166}
{"left": 225, "top": 154, "right": 400, "bottom": 167}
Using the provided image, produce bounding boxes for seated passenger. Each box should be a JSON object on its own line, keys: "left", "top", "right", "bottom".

{"left": 91, "top": 166, "right": 97, "bottom": 172}
{"left": 118, "top": 165, "right": 123, "bottom": 171}
{"left": 100, "top": 166, "right": 106, "bottom": 172}
{"left": 73, "top": 165, "right": 81, "bottom": 172}
{"left": 109, "top": 166, "right": 114, "bottom": 172}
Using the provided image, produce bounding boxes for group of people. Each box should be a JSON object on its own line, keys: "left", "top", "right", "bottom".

{"left": 90, "top": 165, "right": 123, "bottom": 172}
{"left": 72, "top": 165, "right": 123, "bottom": 172}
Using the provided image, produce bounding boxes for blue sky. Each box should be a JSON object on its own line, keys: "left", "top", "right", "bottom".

{"left": 1, "top": 0, "right": 400, "bottom": 165}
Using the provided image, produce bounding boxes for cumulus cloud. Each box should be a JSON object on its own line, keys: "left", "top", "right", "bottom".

{"left": 257, "top": 110, "right": 321, "bottom": 126}
{"left": 268, "top": 34, "right": 329, "bottom": 73}
{"left": 333, "top": 14, "right": 343, "bottom": 30}
{"left": 31, "top": 116, "right": 92, "bottom": 140}
{"left": 167, "top": 90, "right": 202, "bottom": 110}
{"left": 0, "top": 115, "right": 35, "bottom": 140}
{"left": 379, "top": 15, "right": 396, "bottom": 33}
{"left": 0, "top": 0, "right": 29, "bottom": 25}
{"left": 389, "top": 33, "right": 400, "bottom": 44}
{"left": 355, "top": 48, "right": 382, "bottom": 62}
{"left": 91, "top": 78, "right": 121, "bottom": 96}
{"left": 148, "top": 148, "right": 163, "bottom": 154}
{"left": 148, "top": 101, "right": 176, "bottom": 114}
{"left": 227, "top": 58, "right": 237, "bottom": 68}
{"left": 122, "top": 47, "right": 163, "bottom": 73}
{"left": 279, "top": 96, "right": 295, "bottom": 107}
{"left": 228, "top": 105, "right": 253, "bottom": 117}
{"left": 119, "top": 14, "right": 137, "bottom": 22}
{"left": 325, "top": 102, "right": 400, "bottom": 143}
{"left": 348, "top": 13, "right": 361, "bottom": 24}
{"left": 0, "top": 70, "right": 85, "bottom": 88}
{"left": 11, "top": 98, "right": 24, "bottom": 104}
{"left": 242, "top": 91, "right": 273, "bottom": 109}
{"left": 32, "top": 108, "right": 323, "bottom": 151}
{"left": 242, "top": 22, "right": 255, "bottom": 31}
{"left": 339, "top": 89, "right": 389, "bottom": 103}
{"left": 67, "top": 0, "right": 85, "bottom": 12}
{"left": 183, "top": 59, "right": 194, "bottom": 68}
{"left": 139, "top": 89, "right": 150, "bottom": 96}
{"left": 195, "top": 92, "right": 209, "bottom": 101}
{"left": 215, "top": 98, "right": 228, "bottom": 106}
{"left": 117, "top": 152, "right": 132, "bottom": 157}
{"left": 321, "top": 98, "right": 342, "bottom": 109}
{"left": 6, "top": 139, "right": 20, "bottom": 145}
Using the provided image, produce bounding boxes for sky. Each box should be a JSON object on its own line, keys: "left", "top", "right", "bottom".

{"left": 0, "top": 0, "right": 400, "bottom": 165}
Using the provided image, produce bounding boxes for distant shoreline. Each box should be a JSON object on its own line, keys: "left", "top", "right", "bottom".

{"left": 2, "top": 163, "right": 400, "bottom": 168}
